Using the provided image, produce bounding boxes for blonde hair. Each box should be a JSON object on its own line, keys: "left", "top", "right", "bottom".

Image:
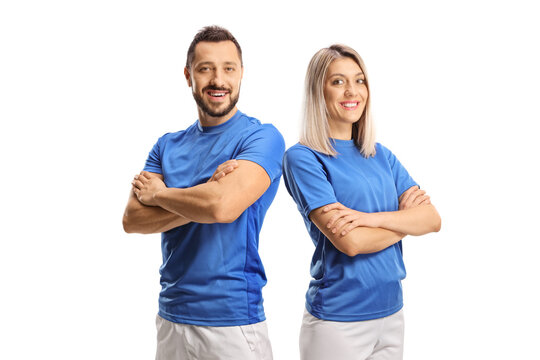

{"left": 300, "top": 44, "right": 376, "bottom": 157}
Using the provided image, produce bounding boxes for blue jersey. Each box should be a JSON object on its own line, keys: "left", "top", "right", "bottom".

{"left": 283, "top": 140, "right": 417, "bottom": 321}
{"left": 144, "top": 110, "right": 285, "bottom": 326}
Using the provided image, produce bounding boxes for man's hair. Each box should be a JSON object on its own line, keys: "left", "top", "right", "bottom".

{"left": 301, "top": 44, "right": 376, "bottom": 158}
{"left": 186, "top": 25, "right": 243, "bottom": 69}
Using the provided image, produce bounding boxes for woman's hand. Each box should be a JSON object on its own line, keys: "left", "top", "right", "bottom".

{"left": 323, "top": 203, "right": 376, "bottom": 236}
{"left": 399, "top": 186, "right": 430, "bottom": 210}
{"left": 323, "top": 185, "right": 432, "bottom": 237}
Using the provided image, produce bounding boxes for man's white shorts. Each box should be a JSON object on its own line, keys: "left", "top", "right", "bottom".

{"left": 300, "top": 308, "right": 404, "bottom": 360}
{"left": 155, "top": 315, "right": 273, "bottom": 360}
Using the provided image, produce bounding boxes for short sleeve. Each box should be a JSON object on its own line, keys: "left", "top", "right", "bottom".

{"left": 380, "top": 144, "right": 418, "bottom": 197}
{"left": 143, "top": 135, "right": 165, "bottom": 174}
{"left": 236, "top": 124, "right": 285, "bottom": 182}
{"left": 282, "top": 147, "right": 338, "bottom": 219}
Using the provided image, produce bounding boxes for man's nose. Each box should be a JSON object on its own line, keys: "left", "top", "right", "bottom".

{"left": 209, "top": 69, "right": 225, "bottom": 87}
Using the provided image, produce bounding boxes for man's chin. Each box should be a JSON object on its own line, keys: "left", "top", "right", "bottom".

{"left": 206, "top": 103, "right": 231, "bottom": 116}
{"left": 194, "top": 93, "right": 239, "bottom": 118}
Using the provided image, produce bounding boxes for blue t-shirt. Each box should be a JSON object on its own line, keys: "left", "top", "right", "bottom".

{"left": 143, "top": 110, "right": 285, "bottom": 326}
{"left": 283, "top": 140, "right": 418, "bottom": 321}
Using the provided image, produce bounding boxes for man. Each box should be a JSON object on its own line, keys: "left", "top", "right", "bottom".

{"left": 123, "top": 26, "right": 284, "bottom": 360}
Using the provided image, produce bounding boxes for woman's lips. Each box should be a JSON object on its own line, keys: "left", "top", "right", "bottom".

{"left": 339, "top": 101, "right": 359, "bottom": 110}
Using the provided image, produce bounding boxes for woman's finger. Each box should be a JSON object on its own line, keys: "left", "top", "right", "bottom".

{"left": 341, "top": 221, "right": 358, "bottom": 236}
{"left": 327, "top": 210, "right": 351, "bottom": 228}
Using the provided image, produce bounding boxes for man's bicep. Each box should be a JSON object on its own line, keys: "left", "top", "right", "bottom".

{"left": 144, "top": 171, "right": 164, "bottom": 180}
{"left": 215, "top": 159, "right": 271, "bottom": 213}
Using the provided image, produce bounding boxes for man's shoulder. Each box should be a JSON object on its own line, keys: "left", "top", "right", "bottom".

{"left": 155, "top": 122, "right": 198, "bottom": 143}
{"left": 236, "top": 112, "right": 284, "bottom": 142}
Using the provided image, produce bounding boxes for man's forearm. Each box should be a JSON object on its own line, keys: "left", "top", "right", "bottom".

{"left": 123, "top": 193, "right": 191, "bottom": 234}
{"left": 370, "top": 204, "right": 441, "bottom": 236}
{"left": 151, "top": 161, "right": 270, "bottom": 224}
{"left": 153, "top": 181, "right": 232, "bottom": 224}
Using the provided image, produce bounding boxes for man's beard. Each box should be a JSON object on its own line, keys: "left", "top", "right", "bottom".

{"left": 193, "top": 86, "right": 240, "bottom": 118}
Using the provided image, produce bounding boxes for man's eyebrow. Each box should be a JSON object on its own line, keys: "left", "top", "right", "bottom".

{"left": 195, "top": 61, "right": 239, "bottom": 67}
{"left": 195, "top": 61, "right": 214, "bottom": 67}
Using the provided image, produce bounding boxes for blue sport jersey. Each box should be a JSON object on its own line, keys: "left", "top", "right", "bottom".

{"left": 283, "top": 140, "right": 418, "bottom": 321}
{"left": 143, "top": 110, "right": 285, "bottom": 326}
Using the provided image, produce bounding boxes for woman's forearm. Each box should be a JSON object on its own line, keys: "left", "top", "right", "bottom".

{"left": 370, "top": 204, "right": 441, "bottom": 236}
{"left": 311, "top": 205, "right": 406, "bottom": 256}
{"left": 341, "top": 227, "right": 405, "bottom": 255}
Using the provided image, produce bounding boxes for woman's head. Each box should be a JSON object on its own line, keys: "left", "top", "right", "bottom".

{"left": 301, "top": 44, "right": 376, "bottom": 157}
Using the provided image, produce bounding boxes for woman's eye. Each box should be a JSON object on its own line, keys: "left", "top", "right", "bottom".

{"left": 332, "top": 79, "right": 344, "bottom": 85}
{"left": 357, "top": 79, "right": 365, "bottom": 84}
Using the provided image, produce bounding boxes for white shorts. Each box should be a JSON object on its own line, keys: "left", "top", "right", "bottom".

{"left": 155, "top": 315, "right": 273, "bottom": 360}
{"left": 299, "top": 308, "right": 404, "bottom": 360}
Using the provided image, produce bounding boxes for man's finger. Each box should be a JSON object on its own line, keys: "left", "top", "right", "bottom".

{"left": 140, "top": 171, "right": 152, "bottom": 179}
{"left": 217, "top": 160, "right": 238, "bottom": 172}
{"left": 323, "top": 203, "right": 344, "bottom": 213}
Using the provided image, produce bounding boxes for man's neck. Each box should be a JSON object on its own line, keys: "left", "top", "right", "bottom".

{"left": 197, "top": 107, "right": 238, "bottom": 127}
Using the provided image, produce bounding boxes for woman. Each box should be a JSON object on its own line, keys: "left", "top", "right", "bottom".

{"left": 282, "top": 44, "right": 441, "bottom": 360}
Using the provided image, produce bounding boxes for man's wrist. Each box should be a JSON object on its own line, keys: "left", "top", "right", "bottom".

{"left": 153, "top": 189, "right": 166, "bottom": 206}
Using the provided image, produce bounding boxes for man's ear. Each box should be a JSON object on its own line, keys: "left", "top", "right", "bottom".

{"left": 184, "top": 67, "right": 192, "bottom": 87}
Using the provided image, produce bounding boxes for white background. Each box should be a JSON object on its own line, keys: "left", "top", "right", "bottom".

{"left": 1, "top": 0, "right": 539, "bottom": 359}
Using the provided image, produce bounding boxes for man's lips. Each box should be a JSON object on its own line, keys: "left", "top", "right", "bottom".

{"left": 206, "top": 89, "right": 230, "bottom": 101}
{"left": 339, "top": 101, "right": 360, "bottom": 110}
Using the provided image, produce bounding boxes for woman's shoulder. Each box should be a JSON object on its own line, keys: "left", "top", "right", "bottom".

{"left": 374, "top": 142, "right": 393, "bottom": 158}
{"left": 283, "top": 143, "right": 329, "bottom": 169}
{"left": 284, "top": 142, "right": 323, "bottom": 160}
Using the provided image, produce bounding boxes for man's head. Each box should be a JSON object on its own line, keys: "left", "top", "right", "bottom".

{"left": 184, "top": 26, "right": 243, "bottom": 121}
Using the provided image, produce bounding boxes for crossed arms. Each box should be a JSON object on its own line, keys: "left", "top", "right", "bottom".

{"left": 122, "top": 159, "right": 270, "bottom": 234}
{"left": 124, "top": 160, "right": 441, "bottom": 255}
{"left": 309, "top": 186, "right": 441, "bottom": 256}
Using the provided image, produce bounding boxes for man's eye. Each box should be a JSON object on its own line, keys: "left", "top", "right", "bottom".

{"left": 225, "top": 67, "right": 234, "bottom": 72}
{"left": 357, "top": 79, "right": 365, "bottom": 84}
{"left": 199, "top": 67, "right": 210, "bottom": 72}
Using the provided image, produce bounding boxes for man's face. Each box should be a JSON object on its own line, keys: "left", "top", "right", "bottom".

{"left": 185, "top": 41, "right": 243, "bottom": 119}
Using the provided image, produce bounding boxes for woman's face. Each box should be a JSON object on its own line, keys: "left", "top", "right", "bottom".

{"left": 324, "top": 57, "right": 368, "bottom": 130}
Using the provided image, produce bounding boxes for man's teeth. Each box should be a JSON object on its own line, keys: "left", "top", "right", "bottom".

{"left": 210, "top": 92, "right": 226, "bottom": 97}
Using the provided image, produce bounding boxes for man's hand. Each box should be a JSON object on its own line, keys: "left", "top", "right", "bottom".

{"left": 399, "top": 186, "right": 430, "bottom": 210}
{"left": 132, "top": 160, "right": 239, "bottom": 207}
{"left": 322, "top": 203, "right": 376, "bottom": 236}
{"left": 132, "top": 171, "right": 167, "bottom": 206}
{"left": 207, "top": 160, "right": 239, "bottom": 182}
